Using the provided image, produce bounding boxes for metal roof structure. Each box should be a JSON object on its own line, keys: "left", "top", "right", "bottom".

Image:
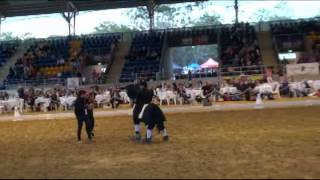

{"left": 0, "top": 0, "right": 206, "bottom": 18}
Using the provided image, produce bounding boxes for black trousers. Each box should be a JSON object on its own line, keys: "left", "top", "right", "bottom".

{"left": 111, "top": 97, "right": 121, "bottom": 109}
{"left": 132, "top": 104, "right": 144, "bottom": 125}
{"left": 146, "top": 117, "right": 165, "bottom": 132}
{"left": 76, "top": 115, "right": 92, "bottom": 141}
{"left": 87, "top": 110, "right": 95, "bottom": 133}
{"left": 141, "top": 104, "right": 166, "bottom": 132}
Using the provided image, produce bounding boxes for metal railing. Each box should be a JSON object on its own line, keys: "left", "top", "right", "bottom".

{"left": 3, "top": 78, "right": 67, "bottom": 89}
{"left": 1, "top": 64, "right": 284, "bottom": 90}
{"left": 114, "top": 64, "right": 278, "bottom": 82}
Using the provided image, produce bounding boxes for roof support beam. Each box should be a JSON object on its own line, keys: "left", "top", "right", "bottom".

{"left": 0, "top": 14, "right": 5, "bottom": 40}
{"left": 234, "top": 0, "right": 239, "bottom": 24}
{"left": 61, "top": 1, "right": 78, "bottom": 36}
{"left": 147, "top": 0, "right": 157, "bottom": 31}
{"left": 0, "top": 0, "right": 206, "bottom": 18}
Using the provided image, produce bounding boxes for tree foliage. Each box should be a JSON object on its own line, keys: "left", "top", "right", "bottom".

{"left": 250, "top": 1, "right": 294, "bottom": 22}
{"left": 193, "top": 13, "right": 222, "bottom": 27}
{"left": 1, "top": 32, "right": 18, "bottom": 41}
{"left": 0, "top": 32, "right": 33, "bottom": 41}
{"left": 124, "top": 6, "right": 149, "bottom": 31}
{"left": 122, "top": 2, "right": 222, "bottom": 31}
{"left": 94, "top": 21, "right": 138, "bottom": 33}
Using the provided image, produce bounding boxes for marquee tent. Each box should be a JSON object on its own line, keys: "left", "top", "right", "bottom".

{"left": 200, "top": 58, "right": 219, "bottom": 68}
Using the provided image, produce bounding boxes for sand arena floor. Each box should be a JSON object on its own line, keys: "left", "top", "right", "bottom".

{"left": 0, "top": 98, "right": 319, "bottom": 179}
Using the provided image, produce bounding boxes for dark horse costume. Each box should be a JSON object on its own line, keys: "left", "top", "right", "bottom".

{"left": 126, "top": 81, "right": 168, "bottom": 143}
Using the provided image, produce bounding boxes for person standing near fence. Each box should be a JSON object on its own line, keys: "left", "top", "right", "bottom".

{"left": 74, "top": 90, "right": 92, "bottom": 143}
{"left": 188, "top": 70, "right": 192, "bottom": 82}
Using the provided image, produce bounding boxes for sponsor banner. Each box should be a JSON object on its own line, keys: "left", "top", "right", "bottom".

{"left": 181, "top": 36, "right": 208, "bottom": 46}
{"left": 181, "top": 37, "right": 192, "bottom": 45}
{"left": 193, "top": 36, "right": 208, "bottom": 45}
{"left": 286, "top": 63, "right": 319, "bottom": 76}
{"left": 67, "top": 77, "right": 80, "bottom": 89}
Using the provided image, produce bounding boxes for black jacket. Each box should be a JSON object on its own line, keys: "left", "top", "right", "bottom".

{"left": 74, "top": 97, "right": 87, "bottom": 118}
{"left": 136, "top": 89, "right": 153, "bottom": 105}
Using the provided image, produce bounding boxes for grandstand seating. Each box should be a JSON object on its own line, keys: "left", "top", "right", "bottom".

{"left": 0, "top": 42, "right": 18, "bottom": 67}
{"left": 220, "top": 23, "right": 262, "bottom": 68}
{"left": 270, "top": 20, "right": 320, "bottom": 35}
{"left": 4, "top": 34, "right": 120, "bottom": 86}
{"left": 120, "top": 32, "right": 164, "bottom": 82}
{"left": 6, "top": 38, "right": 72, "bottom": 85}
{"left": 2, "top": 18, "right": 320, "bottom": 87}
{"left": 271, "top": 19, "right": 320, "bottom": 63}
{"left": 82, "top": 34, "right": 120, "bottom": 56}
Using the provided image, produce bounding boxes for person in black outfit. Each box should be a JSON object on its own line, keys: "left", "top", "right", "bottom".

{"left": 237, "top": 80, "right": 250, "bottom": 101}
{"left": 74, "top": 90, "right": 92, "bottom": 143}
{"left": 87, "top": 92, "right": 95, "bottom": 137}
{"left": 110, "top": 88, "right": 121, "bottom": 109}
{"left": 17, "top": 86, "right": 24, "bottom": 99}
{"left": 188, "top": 70, "right": 192, "bottom": 82}
{"left": 202, "top": 82, "right": 212, "bottom": 97}
{"left": 201, "top": 82, "right": 212, "bottom": 105}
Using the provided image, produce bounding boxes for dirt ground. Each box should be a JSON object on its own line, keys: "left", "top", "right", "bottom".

{"left": 0, "top": 106, "right": 319, "bottom": 179}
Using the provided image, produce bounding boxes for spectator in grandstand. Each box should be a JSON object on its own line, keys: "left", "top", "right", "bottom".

{"left": 57, "top": 56, "right": 65, "bottom": 65}
{"left": 92, "top": 69, "right": 100, "bottom": 84}
{"left": 220, "top": 22, "right": 261, "bottom": 67}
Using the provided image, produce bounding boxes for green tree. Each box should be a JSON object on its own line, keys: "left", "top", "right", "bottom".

{"left": 1, "top": 32, "right": 19, "bottom": 41}
{"left": 124, "top": 2, "right": 222, "bottom": 30}
{"left": 20, "top": 32, "right": 34, "bottom": 40}
{"left": 155, "top": 5, "right": 182, "bottom": 29}
{"left": 94, "top": 21, "right": 137, "bottom": 33}
{"left": 0, "top": 32, "right": 34, "bottom": 41}
{"left": 193, "top": 13, "right": 222, "bottom": 26}
{"left": 250, "top": 1, "right": 294, "bottom": 22}
{"left": 124, "top": 7, "right": 150, "bottom": 31}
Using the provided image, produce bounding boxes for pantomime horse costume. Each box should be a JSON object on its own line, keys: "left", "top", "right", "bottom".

{"left": 126, "top": 80, "right": 169, "bottom": 144}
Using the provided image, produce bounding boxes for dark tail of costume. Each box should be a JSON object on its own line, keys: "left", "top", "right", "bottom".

{"left": 141, "top": 103, "right": 166, "bottom": 132}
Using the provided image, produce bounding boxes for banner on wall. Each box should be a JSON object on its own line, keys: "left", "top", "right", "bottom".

{"left": 181, "top": 36, "right": 208, "bottom": 46}
{"left": 67, "top": 77, "right": 80, "bottom": 89}
{"left": 286, "top": 63, "right": 319, "bottom": 76}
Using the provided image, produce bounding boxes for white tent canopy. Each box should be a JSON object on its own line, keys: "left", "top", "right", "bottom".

{"left": 200, "top": 58, "right": 219, "bottom": 68}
